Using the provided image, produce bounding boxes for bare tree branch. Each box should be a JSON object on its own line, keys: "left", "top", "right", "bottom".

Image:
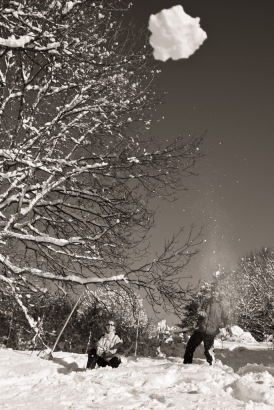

{"left": 0, "top": 0, "right": 205, "bottom": 328}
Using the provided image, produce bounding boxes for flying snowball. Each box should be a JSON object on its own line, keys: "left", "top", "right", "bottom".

{"left": 148, "top": 5, "right": 207, "bottom": 61}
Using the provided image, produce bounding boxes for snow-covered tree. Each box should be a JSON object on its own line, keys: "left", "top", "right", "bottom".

{"left": 213, "top": 249, "right": 274, "bottom": 341}
{"left": 80, "top": 286, "right": 148, "bottom": 329}
{"left": 0, "top": 288, "right": 67, "bottom": 349}
{"left": 0, "top": 0, "right": 204, "bottom": 334}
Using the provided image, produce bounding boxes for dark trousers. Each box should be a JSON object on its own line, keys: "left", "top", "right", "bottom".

{"left": 87, "top": 348, "right": 121, "bottom": 369}
{"left": 183, "top": 330, "right": 215, "bottom": 365}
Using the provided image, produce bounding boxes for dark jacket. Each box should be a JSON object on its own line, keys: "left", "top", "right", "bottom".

{"left": 196, "top": 297, "right": 230, "bottom": 336}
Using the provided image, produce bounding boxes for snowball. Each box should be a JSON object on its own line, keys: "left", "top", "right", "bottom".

{"left": 148, "top": 5, "right": 207, "bottom": 61}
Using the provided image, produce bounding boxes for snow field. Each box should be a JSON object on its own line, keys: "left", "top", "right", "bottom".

{"left": 1, "top": 347, "right": 274, "bottom": 409}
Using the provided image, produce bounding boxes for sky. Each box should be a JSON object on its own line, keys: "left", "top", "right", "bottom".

{"left": 2, "top": 329, "right": 274, "bottom": 409}
{"left": 128, "top": 0, "right": 274, "bottom": 286}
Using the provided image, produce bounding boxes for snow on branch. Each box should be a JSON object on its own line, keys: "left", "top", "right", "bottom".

{"left": 0, "top": 274, "right": 39, "bottom": 332}
{"left": 62, "top": 1, "right": 83, "bottom": 15}
{"left": 0, "top": 34, "right": 33, "bottom": 48}
{"left": 0, "top": 255, "right": 128, "bottom": 286}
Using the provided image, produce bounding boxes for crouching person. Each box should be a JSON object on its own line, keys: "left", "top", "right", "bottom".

{"left": 86, "top": 319, "right": 123, "bottom": 370}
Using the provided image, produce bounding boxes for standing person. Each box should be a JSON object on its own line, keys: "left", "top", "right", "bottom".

{"left": 86, "top": 319, "right": 123, "bottom": 370}
{"left": 183, "top": 285, "right": 231, "bottom": 365}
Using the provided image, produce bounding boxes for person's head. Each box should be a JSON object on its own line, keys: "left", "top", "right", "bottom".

{"left": 211, "top": 284, "right": 221, "bottom": 300}
{"left": 105, "top": 319, "right": 116, "bottom": 333}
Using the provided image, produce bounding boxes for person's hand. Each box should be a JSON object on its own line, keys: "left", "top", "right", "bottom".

{"left": 108, "top": 349, "right": 117, "bottom": 355}
{"left": 198, "top": 310, "right": 207, "bottom": 317}
{"left": 104, "top": 350, "right": 120, "bottom": 359}
{"left": 104, "top": 350, "right": 112, "bottom": 356}
{"left": 96, "top": 346, "right": 105, "bottom": 356}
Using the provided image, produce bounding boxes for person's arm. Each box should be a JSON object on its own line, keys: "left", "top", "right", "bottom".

{"left": 197, "top": 300, "right": 207, "bottom": 317}
{"left": 222, "top": 305, "right": 230, "bottom": 326}
{"left": 188, "top": 300, "right": 205, "bottom": 317}
{"left": 96, "top": 335, "right": 106, "bottom": 356}
{"left": 107, "top": 335, "right": 123, "bottom": 355}
{"left": 96, "top": 335, "right": 105, "bottom": 347}
{"left": 112, "top": 341, "right": 123, "bottom": 352}
{"left": 221, "top": 304, "right": 232, "bottom": 336}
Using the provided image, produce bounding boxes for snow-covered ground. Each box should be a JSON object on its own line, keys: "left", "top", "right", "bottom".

{"left": 1, "top": 340, "right": 274, "bottom": 409}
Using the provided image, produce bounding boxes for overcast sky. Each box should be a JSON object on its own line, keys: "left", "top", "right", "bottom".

{"left": 130, "top": 0, "right": 274, "bottom": 286}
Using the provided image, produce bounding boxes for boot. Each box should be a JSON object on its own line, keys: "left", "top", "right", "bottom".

{"left": 86, "top": 349, "right": 98, "bottom": 370}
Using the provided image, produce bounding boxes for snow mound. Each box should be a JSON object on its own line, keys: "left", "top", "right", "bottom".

{"left": 227, "top": 369, "right": 274, "bottom": 406}
{"left": 229, "top": 325, "right": 258, "bottom": 344}
{"left": 148, "top": 5, "right": 207, "bottom": 61}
